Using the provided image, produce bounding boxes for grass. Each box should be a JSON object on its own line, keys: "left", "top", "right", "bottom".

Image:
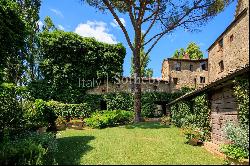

{"left": 55, "top": 122, "right": 224, "bottom": 165}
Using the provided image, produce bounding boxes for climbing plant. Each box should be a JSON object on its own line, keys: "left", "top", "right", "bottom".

{"left": 29, "top": 30, "right": 126, "bottom": 103}
{"left": 233, "top": 76, "right": 249, "bottom": 127}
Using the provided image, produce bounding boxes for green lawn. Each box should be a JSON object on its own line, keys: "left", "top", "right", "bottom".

{"left": 55, "top": 122, "right": 224, "bottom": 165}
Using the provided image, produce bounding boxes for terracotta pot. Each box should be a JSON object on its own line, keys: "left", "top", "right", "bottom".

{"left": 188, "top": 138, "right": 199, "bottom": 146}
{"left": 56, "top": 123, "right": 66, "bottom": 131}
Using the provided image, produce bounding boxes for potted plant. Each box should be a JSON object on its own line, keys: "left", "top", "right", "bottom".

{"left": 182, "top": 126, "right": 204, "bottom": 146}
{"left": 55, "top": 116, "right": 67, "bottom": 130}
{"left": 161, "top": 116, "right": 171, "bottom": 126}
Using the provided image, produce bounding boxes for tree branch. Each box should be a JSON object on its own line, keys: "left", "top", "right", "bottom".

{"left": 102, "top": 0, "right": 134, "bottom": 51}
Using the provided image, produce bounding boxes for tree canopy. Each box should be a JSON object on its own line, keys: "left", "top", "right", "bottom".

{"left": 172, "top": 42, "right": 203, "bottom": 60}
{"left": 81, "top": 0, "right": 233, "bottom": 122}
{"left": 0, "top": 0, "right": 26, "bottom": 83}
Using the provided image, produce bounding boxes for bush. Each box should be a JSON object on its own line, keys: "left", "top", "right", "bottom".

{"left": 221, "top": 122, "right": 249, "bottom": 159}
{"left": 0, "top": 83, "right": 25, "bottom": 141}
{"left": 181, "top": 126, "right": 210, "bottom": 143}
{"left": 24, "top": 99, "right": 58, "bottom": 131}
{"left": 0, "top": 132, "right": 57, "bottom": 165}
{"left": 220, "top": 144, "right": 248, "bottom": 160}
{"left": 46, "top": 100, "right": 92, "bottom": 120}
{"left": 85, "top": 110, "right": 134, "bottom": 129}
{"left": 161, "top": 116, "right": 171, "bottom": 126}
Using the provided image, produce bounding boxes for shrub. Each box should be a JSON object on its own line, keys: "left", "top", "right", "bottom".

{"left": 0, "top": 132, "right": 57, "bottom": 165}
{"left": 220, "top": 144, "right": 248, "bottom": 161}
{"left": 0, "top": 83, "right": 25, "bottom": 141}
{"left": 182, "top": 126, "right": 209, "bottom": 143}
{"left": 221, "top": 122, "right": 249, "bottom": 159}
{"left": 46, "top": 100, "right": 92, "bottom": 120}
{"left": 161, "top": 116, "right": 171, "bottom": 126}
{"left": 85, "top": 110, "right": 134, "bottom": 129}
{"left": 24, "top": 99, "right": 58, "bottom": 131}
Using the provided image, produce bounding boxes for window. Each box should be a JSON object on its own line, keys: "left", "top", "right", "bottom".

{"left": 218, "top": 38, "right": 223, "bottom": 48}
{"left": 174, "top": 62, "right": 181, "bottom": 71}
{"left": 219, "top": 60, "right": 224, "bottom": 72}
{"left": 190, "top": 64, "right": 193, "bottom": 71}
{"left": 200, "top": 77, "right": 206, "bottom": 84}
{"left": 102, "top": 89, "right": 106, "bottom": 92}
{"left": 200, "top": 62, "right": 207, "bottom": 71}
{"left": 230, "top": 34, "right": 234, "bottom": 42}
{"left": 173, "top": 78, "right": 178, "bottom": 84}
{"left": 194, "top": 78, "right": 197, "bottom": 88}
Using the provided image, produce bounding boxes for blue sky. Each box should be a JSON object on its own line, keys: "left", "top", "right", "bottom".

{"left": 39, "top": 0, "right": 237, "bottom": 78}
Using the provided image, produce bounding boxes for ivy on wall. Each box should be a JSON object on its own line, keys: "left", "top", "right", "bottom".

{"left": 170, "top": 94, "right": 210, "bottom": 130}
{"left": 83, "top": 92, "right": 183, "bottom": 118}
{"left": 29, "top": 30, "right": 126, "bottom": 103}
{"left": 233, "top": 76, "right": 249, "bottom": 127}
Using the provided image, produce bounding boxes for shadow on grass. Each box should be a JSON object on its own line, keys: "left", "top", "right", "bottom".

{"left": 125, "top": 122, "right": 170, "bottom": 129}
{"left": 56, "top": 136, "right": 95, "bottom": 165}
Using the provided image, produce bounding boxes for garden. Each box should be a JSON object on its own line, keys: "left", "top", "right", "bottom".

{"left": 0, "top": 0, "right": 249, "bottom": 165}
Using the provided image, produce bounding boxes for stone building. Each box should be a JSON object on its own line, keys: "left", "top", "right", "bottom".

{"left": 167, "top": 0, "right": 249, "bottom": 157}
{"left": 207, "top": 0, "right": 249, "bottom": 82}
{"left": 86, "top": 77, "right": 170, "bottom": 94}
{"left": 161, "top": 56, "right": 208, "bottom": 92}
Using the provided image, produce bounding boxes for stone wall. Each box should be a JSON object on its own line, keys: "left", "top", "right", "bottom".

{"left": 162, "top": 59, "right": 208, "bottom": 92}
{"left": 209, "top": 86, "right": 238, "bottom": 145}
{"left": 208, "top": 8, "right": 249, "bottom": 83}
{"left": 86, "top": 78, "right": 170, "bottom": 94}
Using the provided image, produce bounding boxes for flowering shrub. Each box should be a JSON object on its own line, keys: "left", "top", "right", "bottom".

{"left": 182, "top": 126, "right": 210, "bottom": 143}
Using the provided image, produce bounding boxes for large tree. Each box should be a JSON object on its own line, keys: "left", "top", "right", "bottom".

{"left": 0, "top": 0, "right": 26, "bottom": 83}
{"left": 82, "top": 0, "right": 232, "bottom": 122}
{"left": 130, "top": 33, "right": 153, "bottom": 78}
{"left": 17, "top": 0, "right": 41, "bottom": 82}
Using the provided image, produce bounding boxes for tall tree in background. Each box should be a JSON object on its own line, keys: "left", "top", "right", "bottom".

{"left": 130, "top": 33, "right": 153, "bottom": 78}
{"left": 81, "top": 0, "right": 233, "bottom": 122}
{"left": 0, "top": 0, "right": 26, "bottom": 83}
{"left": 186, "top": 42, "right": 203, "bottom": 59}
{"left": 172, "top": 42, "right": 203, "bottom": 59}
{"left": 42, "top": 16, "right": 57, "bottom": 32}
{"left": 17, "top": 0, "right": 41, "bottom": 83}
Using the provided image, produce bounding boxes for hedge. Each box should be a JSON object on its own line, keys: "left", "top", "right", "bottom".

{"left": 83, "top": 92, "right": 183, "bottom": 118}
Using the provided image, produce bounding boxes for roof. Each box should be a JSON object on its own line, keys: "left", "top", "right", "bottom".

{"left": 163, "top": 58, "right": 208, "bottom": 62}
{"left": 167, "top": 64, "right": 249, "bottom": 106}
{"left": 207, "top": 8, "right": 248, "bottom": 51}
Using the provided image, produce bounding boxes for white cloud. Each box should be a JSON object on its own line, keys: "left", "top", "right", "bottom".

{"left": 50, "top": 8, "right": 64, "bottom": 18}
{"left": 75, "top": 21, "right": 117, "bottom": 44}
{"left": 58, "top": 24, "right": 65, "bottom": 30}
{"left": 38, "top": 20, "right": 43, "bottom": 29}
{"left": 110, "top": 18, "right": 126, "bottom": 28}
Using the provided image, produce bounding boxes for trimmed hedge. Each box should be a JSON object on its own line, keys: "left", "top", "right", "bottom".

{"left": 84, "top": 110, "right": 134, "bottom": 129}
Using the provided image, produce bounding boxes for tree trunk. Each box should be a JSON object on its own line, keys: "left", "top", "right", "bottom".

{"left": 133, "top": 29, "right": 142, "bottom": 123}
